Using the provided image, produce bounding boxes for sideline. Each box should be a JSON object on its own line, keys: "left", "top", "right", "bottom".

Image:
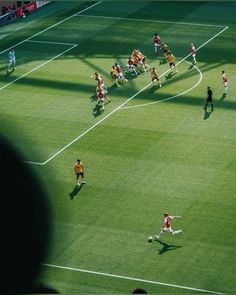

{"left": 42, "top": 263, "right": 224, "bottom": 295}
{"left": 0, "top": 1, "right": 102, "bottom": 55}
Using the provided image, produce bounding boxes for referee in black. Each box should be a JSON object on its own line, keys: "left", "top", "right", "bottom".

{"left": 204, "top": 86, "right": 214, "bottom": 111}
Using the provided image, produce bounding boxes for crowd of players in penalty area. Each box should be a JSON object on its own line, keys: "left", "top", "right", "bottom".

{"left": 5, "top": 32, "right": 228, "bottom": 112}
{"left": 91, "top": 33, "right": 182, "bottom": 111}
{"left": 91, "top": 33, "right": 228, "bottom": 112}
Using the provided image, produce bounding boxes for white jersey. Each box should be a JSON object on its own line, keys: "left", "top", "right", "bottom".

{"left": 8, "top": 50, "right": 16, "bottom": 62}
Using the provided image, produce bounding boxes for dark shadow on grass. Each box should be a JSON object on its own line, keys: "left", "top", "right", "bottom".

{"left": 159, "top": 58, "right": 167, "bottom": 65}
{"left": 204, "top": 109, "right": 213, "bottom": 120}
{"left": 125, "top": 72, "right": 139, "bottom": 81}
{"left": 157, "top": 239, "right": 182, "bottom": 255}
{"left": 6, "top": 68, "right": 15, "bottom": 76}
{"left": 69, "top": 183, "right": 84, "bottom": 200}
{"left": 146, "top": 84, "right": 161, "bottom": 94}
{"left": 188, "top": 64, "right": 194, "bottom": 70}
{"left": 93, "top": 104, "right": 103, "bottom": 117}
{"left": 90, "top": 94, "right": 97, "bottom": 102}
{"left": 165, "top": 71, "right": 175, "bottom": 80}
{"left": 220, "top": 93, "right": 227, "bottom": 101}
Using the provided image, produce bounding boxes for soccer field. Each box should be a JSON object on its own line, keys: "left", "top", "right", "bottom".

{"left": 1, "top": 1, "right": 236, "bottom": 294}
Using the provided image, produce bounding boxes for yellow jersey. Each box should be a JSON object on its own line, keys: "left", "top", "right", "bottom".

{"left": 74, "top": 161, "right": 83, "bottom": 173}
{"left": 167, "top": 54, "right": 176, "bottom": 63}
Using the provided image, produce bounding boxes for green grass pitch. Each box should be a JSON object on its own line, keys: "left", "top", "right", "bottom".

{"left": 1, "top": 1, "right": 236, "bottom": 294}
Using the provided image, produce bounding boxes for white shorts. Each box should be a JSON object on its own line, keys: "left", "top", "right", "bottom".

{"left": 163, "top": 227, "right": 173, "bottom": 233}
{"left": 154, "top": 43, "right": 160, "bottom": 47}
{"left": 117, "top": 72, "right": 124, "bottom": 79}
{"left": 224, "top": 81, "right": 228, "bottom": 87}
{"left": 192, "top": 53, "right": 196, "bottom": 58}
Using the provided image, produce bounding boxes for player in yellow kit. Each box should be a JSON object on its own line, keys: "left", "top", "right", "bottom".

{"left": 166, "top": 52, "right": 178, "bottom": 73}
{"left": 151, "top": 67, "right": 162, "bottom": 87}
{"left": 74, "top": 159, "right": 86, "bottom": 186}
{"left": 110, "top": 66, "right": 120, "bottom": 87}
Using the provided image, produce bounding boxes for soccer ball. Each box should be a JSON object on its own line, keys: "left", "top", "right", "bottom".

{"left": 148, "top": 236, "right": 153, "bottom": 243}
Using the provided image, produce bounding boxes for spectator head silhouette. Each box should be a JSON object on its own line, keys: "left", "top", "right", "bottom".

{"left": 1, "top": 136, "right": 56, "bottom": 293}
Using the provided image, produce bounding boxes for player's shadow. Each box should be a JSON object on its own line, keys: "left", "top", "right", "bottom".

{"left": 157, "top": 239, "right": 182, "bottom": 255}
{"left": 69, "top": 183, "right": 84, "bottom": 200}
{"left": 165, "top": 72, "right": 175, "bottom": 80}
{"left": 203, "top": 109, "right": 213, "bottom": 120}
{"left": 188, "top": 64, "right": 194, "bottom": 70}
{"left": 147, "top": 85, "right": 161, "bottom": 94}
{"left": 125, "top": 73, "right": 138, "bottom": 81}
{"left": 5, "top": 68, "right": 15, "bottom": 76}
{"left": 93, "top": 104, "right": 103, "bottom": 117}
{"left": 159, "top": 58, "right": 167, "bottom": 65}
{"left": 90, "top": 94, "right": 97, "bottom": 102}
{"left": 220, "top": 93, "right": 227, "bottom": 101}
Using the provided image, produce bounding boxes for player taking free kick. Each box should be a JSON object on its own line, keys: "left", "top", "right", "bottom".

{"left": 155, "top": 213, "right": 183, "bottom": 239}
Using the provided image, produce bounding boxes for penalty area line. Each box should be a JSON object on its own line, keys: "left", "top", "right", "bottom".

{"left": 26, "top": 40, "right": 77, "bottom": 46}
{"left": 0, "top": 1, "right": 102, "bottom": 55}
{"left": 42, "top": 263, "right": 224, "bottom": 294}
{"left": 120, "top": 60, "right": 203, "bottom": 110}
{"left": 78, "top": 14, "right": 227, "bottom": 28}
{"left": 0, "top": 44, "right": 77, "bottom": 92}
{"left": 26, "top": 23, "right": 228, "bottom": 165}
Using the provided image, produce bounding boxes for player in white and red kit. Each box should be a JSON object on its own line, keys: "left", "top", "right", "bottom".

{"left": 96, "top": 89, "right": 105, "bottom": 110}
{"left": 125, "top": 57, "right": 137, "bottom": 75}
{"left": 222, "top": 70, "right": 228, "bottom": 94}
{"left": 191, "top": 43, "right": 197, "bottom": 64}
{"left": 154, "top": 33, "right": 161, "bottom": 53}
{"left": 148, "top": 213, "right": 183, "bottom": 241}
{"left": 114, "top": 63, "right": 128, "bottom": 82}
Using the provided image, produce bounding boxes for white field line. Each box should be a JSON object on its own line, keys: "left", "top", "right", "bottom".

{"left": 42, "top": 263, "right": 224, "bottom": 294}
{"left": 0, "top": 44, "right": 77, "bottom": 92}
{"left": 120, "top": 60, "right": 203, "bottom": 110}
{"left": 77, "top": 14, "right": 227, "bottom": 28}
{"left": 0, "top": 1, "right": 102, "bottom": 55}
{"left": 26, "top": 40, "right": 77, "bottom": 46}
{"left": 26, "top": 25, "right": 228, "bottom": 165}
{"left": 0, "top": 1, "right": 103, "bottom": 91}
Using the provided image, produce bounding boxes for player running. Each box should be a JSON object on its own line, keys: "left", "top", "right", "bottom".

{"left": 166, "top": 52, "right": 178, "bottom": 73}
{"left": 151, "top": 67, "right": 162, "bottom": 87}
{"left": 148, "top": 213, "right": 183, "bottom": 242}
{"left": 96, "top": 84, "right": 111, "bottom": 103}
{"left": 110, "top": 66, "right": 120, "bottom": 87}
{"left": 74, "top": 159, "right": 86, "bottom": 186}
{"left": 191, "top": 43, "right": 197, "bottom": 64}
{"left": 94, "top": 72, "right": 109, "bottom": 98}
{"left": 7, "top": 49, "right": 16, "bottom": 73}
{"left": 153, "top": 33, "right": 161, "bottom": 53}
{"left": 222, "top": 70, "right": 228, "bottom": 94}
{"left": 96, "top": 89, "right": 105, "bottom": 111}
{"left": 160, "top": 42, "right": 170, "bottom": 58}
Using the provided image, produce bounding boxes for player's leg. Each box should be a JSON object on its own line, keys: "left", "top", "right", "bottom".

{"left": 224, "top": 82, "right": 227, "bottom": 94}
{"left": 172, "top": 228, "right": 183, "bottom": 235}
{"left": 81, "top": 172, "right": 86, "bottom": 184}
{"left": 76, "top": 173, "right": 80, "bottom": 186}
{"left": 155, "top": 228, "right": 165, "bottom": 239}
